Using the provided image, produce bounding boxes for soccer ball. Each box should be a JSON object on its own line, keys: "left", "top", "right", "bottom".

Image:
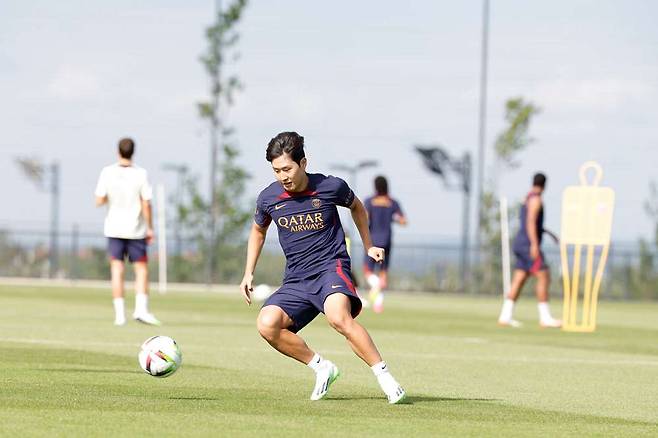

{"left": 138, "top": 335, "right": 182, "bottom": 378}
{"left": 252, "top": 284, "right": 273, "bottom": 302}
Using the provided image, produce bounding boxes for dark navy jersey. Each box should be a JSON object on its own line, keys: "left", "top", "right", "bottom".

{"left": 513, "top": 192, "right": 544, "bottom": 249}
{"left": 254, "top": 173, "right": 355, "bottom": 281}
{"left": 364, "top": 196, "right": 403, "bottom": 248}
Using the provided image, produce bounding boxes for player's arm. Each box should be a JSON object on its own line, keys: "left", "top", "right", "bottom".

{"left": 349, "top": 196, "right": 384, "bottom": 264}
{"left": 240, "top": 221, "right": 269, "bottom": 305}
{"left": 526, "top": 196, "right": 541, "bottom": 259}
{"left": 393, "top": 200, "right": 407, "bottom": 225}
{"left": 141, "top": 198, "right": 154, "bottom": 243}
{"left": 94, "top": 169, "right": 108, "bottom": 206}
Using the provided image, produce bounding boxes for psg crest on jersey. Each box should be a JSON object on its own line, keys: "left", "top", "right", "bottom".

{"left": 312, "top": 198, "right": 321, "bottom": 209}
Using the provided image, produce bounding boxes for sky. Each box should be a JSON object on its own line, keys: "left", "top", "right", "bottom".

{"left": 1, "top": 0, "right": 657, "bottom": 245}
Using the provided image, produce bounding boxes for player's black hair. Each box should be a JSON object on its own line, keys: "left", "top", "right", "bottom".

{"left": 118, "top": 137, "right": 135, "bottom": 159}
{"left": 533, "top": 172, "right": 547, "bottom": 188}
{"left": 266, "top": 132, "right": 305, "bottom": 165}
{"left": 374, "top": 175, "right": 388, "bottom": 196}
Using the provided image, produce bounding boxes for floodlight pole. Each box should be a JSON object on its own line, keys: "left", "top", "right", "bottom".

{"left": 49, "top": 162, "right": 60, "bottom": 278}
{"left": 162, "top": 164, "right": 188, "bottom": 263}
{"left": 475, "top": 0, "right": 490, "bottom": 289}
{"left": 207, "top": 0, "right": 223, "bottom": 285}
{"left": 414, "top": 146, "right": 471, "bottom": 292}
{"left": 460, "top": 153, "right": 472, "bottom": 292}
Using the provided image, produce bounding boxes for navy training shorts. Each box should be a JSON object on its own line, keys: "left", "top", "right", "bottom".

{"left": 263, "top": 260, "right": 362, "bottom": 333}
{"left": 108, "top": 237, "right": 148, "bottom": 263}
{"left": 513, "top": 245, "right": 547, "bottom": 273}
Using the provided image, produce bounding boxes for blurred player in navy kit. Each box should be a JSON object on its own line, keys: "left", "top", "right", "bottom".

{"left": 239, "top": 132, "right": 406, "bottom": 404}
{"left": 497, "top": 172, "right": 561, "bottom": 328}
{"left": 362, "top": 176, "right": 407, "bottom": 313}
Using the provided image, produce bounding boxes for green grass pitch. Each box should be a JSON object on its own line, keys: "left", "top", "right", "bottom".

{"left": 1, "top": 284, "right": 657, "bottom": 437}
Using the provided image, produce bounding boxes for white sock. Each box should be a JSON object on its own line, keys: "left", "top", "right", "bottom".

{"left": 371, "top": 361, "right": 389, "bottom": 377}
{"left": 367, "top": 274, "right": 380, "bottom": 290}
{"left": 113, "top": 297, "right": 125, "bottom": 320}
{"left": 499, "top": 298, "right": 515, "bottom": 321}
{"left": 307, "top": 353, "right": 324, "bottom": 372}
{"left": 538, "top": 302, "right": 553, "bottom": 321}
{"left": 135, "top": 293, "right": 148, "bottom": 315}
{"left": 372, "top": 361, "right": 401, "bottom": 395}
{"left": 374, "top": 292, "right": 384, "bottom": 307}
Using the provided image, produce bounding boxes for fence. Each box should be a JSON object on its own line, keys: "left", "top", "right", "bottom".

{"left": 0, "top": 227, "right": 653, "bottom": 300}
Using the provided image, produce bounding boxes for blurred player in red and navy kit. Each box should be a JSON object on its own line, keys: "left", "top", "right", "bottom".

{"left": 362, "top": 176, "right": 407, "bottom": 313}
{"left": 497, "top": 172, "right": 561, "bottom": 328}
{"left": 239, "top": 132, "right": 406, "bottom": 404}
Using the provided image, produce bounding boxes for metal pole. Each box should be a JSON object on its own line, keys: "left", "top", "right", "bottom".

{"left": 461, "top": 153, "right": 472, "bottom": 292}
{"left": 157, "top": 184, "right": 168, "bottom": 294}
{"left": 174, "top": 168, "right": 185, "bottom": 264}
{"left": 475, "top": 0, "right": 490, "bottom": 285}
{"left": 70, "top": 223, "right": 79, "bottom": 280}
{"left": 500, "top": 196, "right": 511, "bottom": 295}
{"left": 207, "top": 0, "right": 223, "bottom": 285}
{"left": 49, "top": 162, "right": 60, "bottom": 278}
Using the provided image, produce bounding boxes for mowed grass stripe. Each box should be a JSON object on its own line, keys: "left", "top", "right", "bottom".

{"left": 0, "top": 285, "right": 657, "bottom": 436}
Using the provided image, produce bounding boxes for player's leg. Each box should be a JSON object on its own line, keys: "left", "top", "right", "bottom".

{"left": 534, "top": 268, "right": 561, "bottom": 328}
{"left": 324, "top": 293, "right": 381, "bottom": 364}
{"left": 110, "top": 259, "right": 126, "bottom": 325}
{"left": 324, "top": 293, "right": 405, "bottom": 404}
{"left": 362, "top": 255, "right": 377, "bottom": 308}
{"left": 258, "top": 292, "right": 339, "bottom": 401}
{"left": 498, "top": 269, "right": 528, "bottom": 327}
{"left": 257, "top": 305, "right": 315, "bottom": 364}
{"left": 130, "top": 239, "right": 160, "bottom": 325}
{"left": 108, "top": 238, "right": 126, "bottom": 325}
{"left": 373, "top": 245, "right": 391, "bottom": 313}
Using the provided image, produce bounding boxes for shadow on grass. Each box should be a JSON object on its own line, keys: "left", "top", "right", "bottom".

{"left": 328, "top": 395, "right": 498, "bottom": 405}
{"left": 36, "top": 368, "right": 140, "bottom": 374}
{"left": 169, "top": 397, "right": 223, "bottom": 401}
{"left": 406, "top": 395, "right": 498, "bottom": 404}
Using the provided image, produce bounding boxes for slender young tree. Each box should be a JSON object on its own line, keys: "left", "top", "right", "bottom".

{"left": 180, "top": 0, "right": 250, "bottom": 283}
{"left": 478, "top": 97, "right": 539, "bottom": 291}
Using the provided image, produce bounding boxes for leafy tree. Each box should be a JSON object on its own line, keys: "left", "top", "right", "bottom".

{"left": 493, "top": 97, "right": 541, "bottom": 170}
{"left": 477, "top": 98, "right": 539, "bottom": 292}
{"left": 178, "top": 0, "right": 251, "bottom": 283}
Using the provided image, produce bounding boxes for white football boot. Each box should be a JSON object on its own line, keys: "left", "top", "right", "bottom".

{"left": 133, "top": 312, "right": 161, "bottom": 326}
{"left": 377, "top": 372, "right": 406, "bottom": 404}
{"left": 497, "top": 318, "right": 523, "bottom": 328}
{"left": 310, "top": 361, "right": 340, "bottom": 401}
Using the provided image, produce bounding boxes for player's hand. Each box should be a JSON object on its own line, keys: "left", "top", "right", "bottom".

{"left": 367, "top": 246, "right": 385, "bottom": 264}
{"left": 145, "top": 228, "right": 154, "bottom": 244}
{"left": 240, "top": 273, "right": 253, "bottom": 306}
{"left": 530, "top": 244, "right": 539, "bottom": 260}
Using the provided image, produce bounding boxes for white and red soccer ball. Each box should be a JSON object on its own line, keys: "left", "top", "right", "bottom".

{"left": 138, "top": 335, "right": 182, "bottom": 378}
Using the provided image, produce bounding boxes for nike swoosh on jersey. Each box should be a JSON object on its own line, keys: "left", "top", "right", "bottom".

{"left": 274, "top": 204, "right": 286, "bottom": 210}
{"left": 331, "top": 285, "right": 342, "bottom": 289}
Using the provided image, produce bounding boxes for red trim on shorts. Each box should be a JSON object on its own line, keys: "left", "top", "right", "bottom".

{"left": 136, "top": 255, "right": 148, "bottom": 263}
{"left": 335, "top": 259, "right": 356, "bottom": 294}
{"left": 529, "top": 254, "right": 543, "bottom": 274}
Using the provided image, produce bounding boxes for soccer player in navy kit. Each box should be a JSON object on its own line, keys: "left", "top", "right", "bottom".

{"left": 362, "top": 176, "right": 407, "bottom": 313}
{"left": 239, "top": 132, "right": 406, "bottom": 404}
{"left": 497, "top": 173, "right": 561, "bottom": 328}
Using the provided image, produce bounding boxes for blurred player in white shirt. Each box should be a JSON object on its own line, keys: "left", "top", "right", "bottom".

{"left": 95, "top": 137, "right": 160, "bottom": 326}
